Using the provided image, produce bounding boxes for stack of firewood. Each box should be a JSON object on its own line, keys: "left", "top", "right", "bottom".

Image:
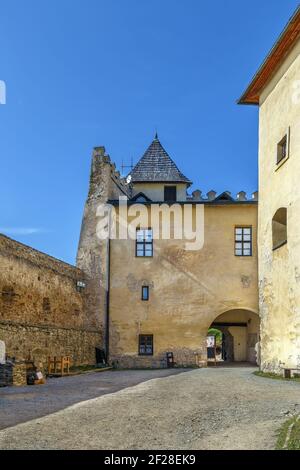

{"left": 12, "top": 362, "right": 27, "bottom": 386}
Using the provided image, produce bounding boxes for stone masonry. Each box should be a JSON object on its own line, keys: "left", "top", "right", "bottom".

{"left": 0, "top": 233, "right": 101, "bottom": 367}
{"left": 76, "top": 146, "right": 131, "bottom": 357}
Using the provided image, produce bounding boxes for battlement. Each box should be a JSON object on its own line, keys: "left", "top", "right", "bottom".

{"left": 187, "top": 189, "right": 258, "bottom": 203}
{"left": 92, "top": 147, "right": 131, "bottom": 198}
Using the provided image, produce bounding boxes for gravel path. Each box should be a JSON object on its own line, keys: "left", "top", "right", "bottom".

{"left": 0, "top": 368, "right": 187, "bottom": 429}
{"left": 1, "top": 367, "right": 300, "bottom": 450}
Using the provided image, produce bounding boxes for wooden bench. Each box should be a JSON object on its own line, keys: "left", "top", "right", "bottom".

{"left": 282, "top": 367, "right": 300, "bottom": 379}
{"left": 47, "top": 356, "right": 71, "bottom": 376}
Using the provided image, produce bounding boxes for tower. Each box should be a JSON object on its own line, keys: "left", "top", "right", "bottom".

{"left": 76, "top": 147, "right": 130, "bottom": 353}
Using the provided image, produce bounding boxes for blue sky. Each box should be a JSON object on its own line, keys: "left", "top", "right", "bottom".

{"left": 0, "top": 0, "right": 299, "bottom": 264}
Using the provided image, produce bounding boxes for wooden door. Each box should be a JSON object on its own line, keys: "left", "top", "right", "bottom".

{"left": 229, "top": 326, "right": 247, "bottom": 361}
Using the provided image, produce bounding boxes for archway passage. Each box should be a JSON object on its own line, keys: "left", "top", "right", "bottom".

{"left": 207, "top": 309, "right": 259, "bottom": 365}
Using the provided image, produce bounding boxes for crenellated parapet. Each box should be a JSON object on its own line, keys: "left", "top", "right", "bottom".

{"left": 90, "top": 147, "right": 131, "bottom": 200}
{"left": 188, "top": 189, "right": 258, "bottom": 202}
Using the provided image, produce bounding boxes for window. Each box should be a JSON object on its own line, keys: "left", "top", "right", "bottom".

{"left": 276, "top": 128, "right": 290, "bottom": 166}
{"left": 277, "top": 135, "right": 287, "bottom": 164}
{"left": 164, "top": 186, "right": 177, "bottom": 202}
{"left": 76, "top": 280, "right": 86, "bottom": 293}
{"left": 272, "top": 208, "right": 287, "bottom": 250}
{"left": 235, "top": 227, "right": 252, "bottom": 256}
{"left": 139, "top": 335, "right": 153, "bottom": 356}
{"left": 136, "top": 229, "right": 153, "bottom": 257}
{"left": 141, "top": 286, "right": 149, "bottom": 301}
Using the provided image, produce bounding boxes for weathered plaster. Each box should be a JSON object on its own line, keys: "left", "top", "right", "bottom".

{"left": 109, "top": 204, "right": 258, "bottom": 367}
{"left": 258, "top": 39, "right": 300, "bottom": 372}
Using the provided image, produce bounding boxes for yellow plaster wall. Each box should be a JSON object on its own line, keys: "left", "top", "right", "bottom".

{"left": 258, "top": 40, "right": 300, "bottom": 372}
{"left": 109, "top": 203, "right": 258, "bottom": 368}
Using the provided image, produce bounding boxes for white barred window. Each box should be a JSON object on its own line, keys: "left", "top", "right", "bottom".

{"left": 235, "top": 227, "right": 252, "bottom": 256}
{"left": 136, "top": 229, "right": 153, "bottom": 257}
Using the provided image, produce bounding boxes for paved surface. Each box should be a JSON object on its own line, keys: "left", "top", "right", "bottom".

{"left": 0, "top": 369, "right": 187, "bottom": 429}
{"left": 1, "top": 367, "right": 300, "bottom": 450}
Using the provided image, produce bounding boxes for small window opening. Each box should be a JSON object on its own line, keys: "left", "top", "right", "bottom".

{"left": 272, "top": 208, "right": 287, "bottom": 250}
{"left": 277, "top": 135, "right": 287, "bottom": 164}
{"left": 142, "top": 286, "right": 149, "bottom": 301}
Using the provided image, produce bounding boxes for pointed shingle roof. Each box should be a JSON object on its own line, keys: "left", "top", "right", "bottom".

{"left": 129, "top": 136, "right": 192, "bottom": 186}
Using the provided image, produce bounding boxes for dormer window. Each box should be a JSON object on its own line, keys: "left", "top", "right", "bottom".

{"left": 164, "top": 186, "right": 177, "bottom": 202}
{"left": 135, "top": 196, "right": 147, "bottom": 202}
{"left": 131, "top": 192, "right": 152, "bottom": 203}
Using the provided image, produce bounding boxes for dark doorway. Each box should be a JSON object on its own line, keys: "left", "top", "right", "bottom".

{"left": 207, "top": 326, "right": 234, "bottom": 363}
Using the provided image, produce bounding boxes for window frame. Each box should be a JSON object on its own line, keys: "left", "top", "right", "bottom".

{"left": 135, "top": 228, "right": 153, "bottom": 258}
{"left": 276, "top": 127, "right": 290, "bottom": 170}
{"left": 277, "top": 135, "right": 287, "bottom": 165}
{"left": 164, "top": 185, "right": 177, "bottom": 202}
{"left": 138, "top": 334, "right": 153, "bottom": 356}
{"left": 141, "top": 285, "right": 149, "bottom": 301}
{"left": 234, "top": 226, "right": 252, "bottom": 257}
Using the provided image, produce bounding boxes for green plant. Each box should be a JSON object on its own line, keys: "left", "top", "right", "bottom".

{"left": 207, "top": 328, "right": 222, "bottom": 346}
{"left": 276, "top": 416, "right": 300, "bottom": 450}
{"left": 254, "top": 371, "right": 300, "bottom": 383}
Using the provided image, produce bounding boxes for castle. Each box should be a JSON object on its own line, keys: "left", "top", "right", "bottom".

{"left": 76, "top": 140, "right": 259, "bottom": 368}
{"left": 0, "top": 6, "right": 299, "bottom": 373}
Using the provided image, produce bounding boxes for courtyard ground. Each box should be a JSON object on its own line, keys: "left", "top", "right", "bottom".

{"left": 0, "top": 368, "right": 186, "bottom": 429}
{"left": 1, "top": 366, "right": 300, "bottom": 450}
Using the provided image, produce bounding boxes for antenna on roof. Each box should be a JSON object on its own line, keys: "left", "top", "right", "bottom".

{"left": 121, "top": 157, "right": 134, "bottom": 176}
{"left": 155, "top": 130, "right": 158, "bottom": 140}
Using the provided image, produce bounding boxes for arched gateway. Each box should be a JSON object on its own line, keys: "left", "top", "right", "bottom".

{"left": 207, "top": 309, "right": 259, "bottom": 365}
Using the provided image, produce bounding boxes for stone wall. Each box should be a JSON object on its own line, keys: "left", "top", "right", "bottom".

{"left": 0, "top": 322, "right": 100, "bottom": 366}
{"left": 111, "top": 347, "right": 204, "bottom": 369}
{"left": 76, "top": 147, "right": 131, "bottom": 356}
{"left": 0, "top": 234, "right": 102, "bottom": 366}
